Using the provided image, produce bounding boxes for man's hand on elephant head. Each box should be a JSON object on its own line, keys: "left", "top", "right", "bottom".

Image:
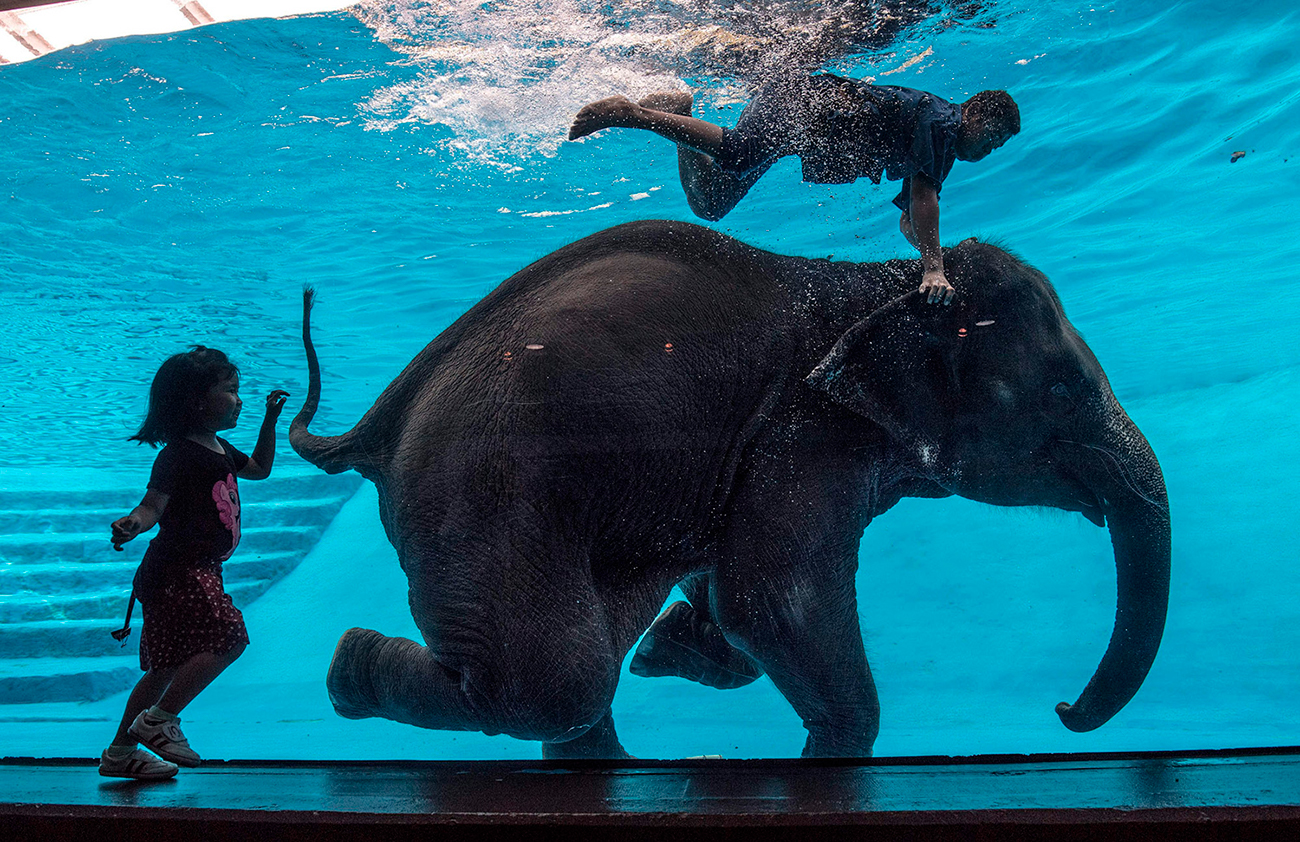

{"left": 919, "top": 268, "right": 956, "bottom": 305}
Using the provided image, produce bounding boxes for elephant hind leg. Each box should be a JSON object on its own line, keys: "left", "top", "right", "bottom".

{"left": 326, "top": 624, "right": 618, "bottom": 744}
{"left": 327, "top": 627, "right": 481, "bottom": 730}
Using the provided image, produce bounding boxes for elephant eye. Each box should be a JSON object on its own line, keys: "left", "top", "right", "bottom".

{"left": 1046, "top": 382, "right": 1076, "bottom": 415}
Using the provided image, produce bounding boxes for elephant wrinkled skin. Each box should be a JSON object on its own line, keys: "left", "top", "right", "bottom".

{"left": 290, "top": 220, "right": 1170, "bottom": 758}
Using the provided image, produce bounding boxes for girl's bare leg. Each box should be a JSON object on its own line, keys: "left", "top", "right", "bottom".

{"left": 111, "top": 667, "right": 177, "bottom": 745}
{"left": 157, "top": 642, "right": 246, "bottom": 714}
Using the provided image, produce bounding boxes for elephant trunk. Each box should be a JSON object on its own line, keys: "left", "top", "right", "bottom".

{"left": 289, "top": 287, "right": 358, "bottom": 475}
{"left": 1055, "top": 417, "right": 1170, "bottom": 733}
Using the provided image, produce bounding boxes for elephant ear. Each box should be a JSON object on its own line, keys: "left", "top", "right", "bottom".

{"left": 806, "top": 290, "right": 971, "bottom": 447}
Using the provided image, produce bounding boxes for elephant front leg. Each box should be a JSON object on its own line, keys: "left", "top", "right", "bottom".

{"left": 701, "top": 405, "right": 886, "bottom": 757}
{"left": 541, "top": 711, "right": 631, "bottom": 759}
{"left": 714, "top": 552, "right": 882, "bottom": 757}
{"left": 629, "top": 574, "right": 764, "bottom": 690}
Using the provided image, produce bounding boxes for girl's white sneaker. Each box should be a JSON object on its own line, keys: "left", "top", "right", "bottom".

{"left": 98, "top": 748, "right": 179, "bottom": 780}
{"left": 128, "top": 710, "right": 201, "bottom": 766}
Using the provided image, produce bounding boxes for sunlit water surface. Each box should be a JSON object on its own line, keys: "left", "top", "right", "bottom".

{"left": 1, "top": 0, "right": 1297, "bottom": 759}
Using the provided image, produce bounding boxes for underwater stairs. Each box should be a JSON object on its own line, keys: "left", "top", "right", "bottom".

{"left": 0, "top": 472, "right": 361, "bottom": 705}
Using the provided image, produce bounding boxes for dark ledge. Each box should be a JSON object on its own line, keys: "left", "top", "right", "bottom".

{"left": 4, "top": 747, "right": 1300, "bottom": 841}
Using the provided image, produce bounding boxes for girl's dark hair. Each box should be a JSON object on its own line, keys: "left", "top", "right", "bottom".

{"left": 130, "top": 346, "right": 239, "bottom": 447}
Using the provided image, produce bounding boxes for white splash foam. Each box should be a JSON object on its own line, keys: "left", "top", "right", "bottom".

{"left": 349, "top": 0, "right": 970, "bottom": 166}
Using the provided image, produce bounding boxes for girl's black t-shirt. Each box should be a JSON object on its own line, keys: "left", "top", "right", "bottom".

{"left": 143, "top": 437, "right": 250, "bottom": 570}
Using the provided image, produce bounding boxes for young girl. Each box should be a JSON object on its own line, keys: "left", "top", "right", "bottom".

{"left": 99, "top": 346, "right": 288, "bottom": 780}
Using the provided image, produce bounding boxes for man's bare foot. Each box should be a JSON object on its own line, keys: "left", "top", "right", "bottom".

{"left": 569, "top": 95, "right": 645, "bottom": 140}
{"left": 638, "top": 91, "right": 694, "bottom": 117}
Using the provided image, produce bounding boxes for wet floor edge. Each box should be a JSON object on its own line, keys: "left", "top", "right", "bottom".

{"left": 3, "top": 746, "right": 1300, "bottom": 841}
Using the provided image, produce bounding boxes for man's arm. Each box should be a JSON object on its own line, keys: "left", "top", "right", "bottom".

{"left": 901, "top": 176, "right": 955, "bottom": 305}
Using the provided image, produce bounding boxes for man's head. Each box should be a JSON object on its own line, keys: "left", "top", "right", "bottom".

{"left": 957, "top": 90, "right": 1020, "bottom": 161}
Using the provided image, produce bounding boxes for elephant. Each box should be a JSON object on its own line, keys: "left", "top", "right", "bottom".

{"left": 289, "top": 219, "right": 1170, "bottom": 759}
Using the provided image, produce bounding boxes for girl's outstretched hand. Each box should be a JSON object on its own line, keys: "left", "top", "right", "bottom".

{"left": 110, "top": 514, "right": 142, "bottom": 551}
{"left": 264, "top": 389, "right": 290, "bottom": 421}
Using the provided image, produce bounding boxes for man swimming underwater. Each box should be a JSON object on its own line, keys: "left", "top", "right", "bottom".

{"left": 570, "top": 75, "right": 1020, "bottom": 305}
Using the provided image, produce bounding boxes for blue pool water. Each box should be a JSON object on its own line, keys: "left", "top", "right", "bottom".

{"left": 1, "top": 0, "right": 1298, "bottom": 760}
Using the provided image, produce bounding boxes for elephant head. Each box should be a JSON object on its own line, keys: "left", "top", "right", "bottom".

{"left": 807, "top": 238, "right": 1170, "bottom": 733}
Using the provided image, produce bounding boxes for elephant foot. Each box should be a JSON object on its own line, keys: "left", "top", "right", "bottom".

{"left": 801, "top": 724, "right": 876, "bottom": 759}
{"left": 542, "top": 712, "right": 633, "bottom": 760}
{"left": 630, "top": 601, "right": 763, "bottom": 690}
{"left": 326, "top": 627, "right": 385, "bottom": 720}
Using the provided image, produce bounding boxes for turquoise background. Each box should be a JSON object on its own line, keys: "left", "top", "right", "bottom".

{"left": 1, "top": 0, "right": 1297, "bottom": 759}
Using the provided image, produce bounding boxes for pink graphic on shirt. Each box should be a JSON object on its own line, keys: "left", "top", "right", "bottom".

{"left": 212, "top": 473, "right": 241, "bottom": 561}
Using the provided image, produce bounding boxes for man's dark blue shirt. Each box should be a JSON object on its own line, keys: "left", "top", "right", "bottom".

{"left": 713, "top": 74, "right": 962, "bottom": 214}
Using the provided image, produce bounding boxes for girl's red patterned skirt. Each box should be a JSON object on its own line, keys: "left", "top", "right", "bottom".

{"left": 138, "top": 562, "right": 249, "bottom": 671}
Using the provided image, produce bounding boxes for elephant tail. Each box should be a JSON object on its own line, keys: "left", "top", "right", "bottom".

{"left": 289, "top": 287, "right": 360, "bottom": 475}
